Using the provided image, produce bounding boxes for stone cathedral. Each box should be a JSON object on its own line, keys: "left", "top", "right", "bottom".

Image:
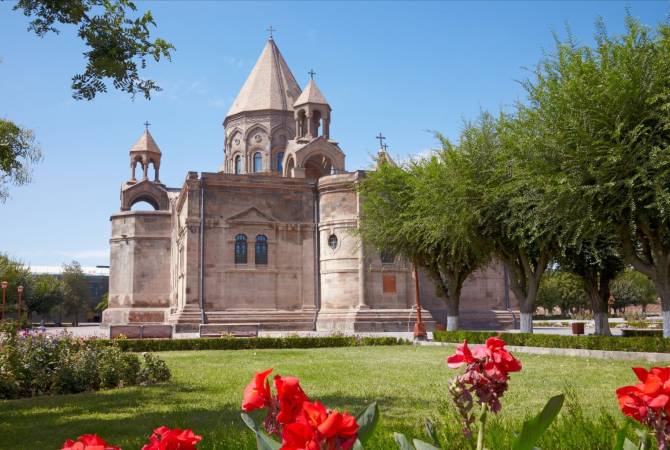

{"left": 102, "top": 37, "right": 516, "bottom": 332}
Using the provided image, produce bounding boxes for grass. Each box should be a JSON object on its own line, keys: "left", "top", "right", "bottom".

{"left": 0, "top": 345, "right": 649, "bottom": 449}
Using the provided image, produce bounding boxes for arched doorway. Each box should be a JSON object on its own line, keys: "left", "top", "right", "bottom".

{"left": 303, "top": 153, "right": 334, "bottom": 180}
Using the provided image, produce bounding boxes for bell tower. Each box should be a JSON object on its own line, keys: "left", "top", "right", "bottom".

{"left": 129, "top": 122, "right": 162, "bottom": 183}
{"left": 294, "top": 75, "right": 332, "bottom": 142}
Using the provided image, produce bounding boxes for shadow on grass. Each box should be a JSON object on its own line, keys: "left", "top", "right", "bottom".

{"left": 0, "top": 382, "right": 257, "bottom": 449}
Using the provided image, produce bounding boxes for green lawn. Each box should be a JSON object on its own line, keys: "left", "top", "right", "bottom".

{"left": 0, "top": 346, "right": 649, "bottom": 449}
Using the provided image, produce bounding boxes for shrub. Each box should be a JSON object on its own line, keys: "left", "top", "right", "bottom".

{"left": 433, "top": 330, "right": 670, "bottom": 353}
{"left": 0, "top": 326, "right": 171, "bottom": 399}
{"left": 139, "top": 352, "right": 171, "bottom": 385}
{"left": 90, "top": 335, "right": 410, "bottom": 353}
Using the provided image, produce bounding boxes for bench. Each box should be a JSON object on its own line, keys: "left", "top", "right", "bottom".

{"left": 199, "top": 323, "right": 260, "bottom": 338}
{"left": 109, "top": 324, "right": 173, "bottom": 339}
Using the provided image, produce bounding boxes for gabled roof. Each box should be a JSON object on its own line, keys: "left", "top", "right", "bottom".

{"left": 130, "top": 129, "right": 161, "bottom": 154}
{"left": 226, "top": 39, "right": 302, "bottom": 117}
{"left": 226, "top": 206, "right": 277, "bottom": 223}
{"left": 294, "top": 79, "right": 330, "bottom": 107}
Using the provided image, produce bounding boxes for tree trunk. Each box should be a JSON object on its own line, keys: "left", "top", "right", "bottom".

{"left": 446, "top": 287, "right": 461, "bottom": 331}
{"left": 519, "top": 274, "right": 541, "bottom": 333}
{"left": 584, "top": 274, "right": 612, "bottom": 336}
{"left": 620, "top": 227, "right": 670, "bottom": 337}
{"left": 656, "top": 281, "right": 670, "bottom": 338}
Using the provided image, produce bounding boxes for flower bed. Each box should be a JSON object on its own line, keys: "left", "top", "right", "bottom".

{"left": 0, "top": 324, "right": 170, "bottom": 400}
{"left": 434, "top": 330, "right": 670, "bottom": 353}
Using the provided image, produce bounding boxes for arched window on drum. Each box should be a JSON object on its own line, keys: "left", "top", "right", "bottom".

{"left": 276, "top": 151, "right": 285, "bottom": 174}
{"left": 253, "top": 152, "right": 263, "bottom": 172}
{"left": 234, "top": 155, "right": 242, "bottom": 174}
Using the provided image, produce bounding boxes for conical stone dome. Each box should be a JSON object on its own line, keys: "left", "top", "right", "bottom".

{"left": 226, "top": 39, "right": 302, "bottom": 118}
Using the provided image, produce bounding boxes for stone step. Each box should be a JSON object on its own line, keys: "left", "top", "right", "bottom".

{"left": 459, "top": 310, "right": 518, "bottom": 331}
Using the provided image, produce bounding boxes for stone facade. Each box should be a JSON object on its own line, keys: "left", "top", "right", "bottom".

{"left": 103, "top": 37, "right": 516, "bottom": 331}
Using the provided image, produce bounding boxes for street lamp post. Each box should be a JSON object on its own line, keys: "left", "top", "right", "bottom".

{"left": 17, "top": 285, "right": 24, "bottom": 325}
{"left": 1, "top": 281, "right": 7, "bottom": 321}
{"left": 413, "top": 265, "right": 428, "bottom": 341}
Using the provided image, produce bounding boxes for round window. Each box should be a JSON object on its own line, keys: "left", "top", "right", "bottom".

{"left": 328, "top": 234, "right": 338, "bottom": 250}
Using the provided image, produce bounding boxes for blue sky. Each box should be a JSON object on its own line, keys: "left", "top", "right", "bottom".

{"left": 0, "top": 1, "right": 668, "bottom": 267}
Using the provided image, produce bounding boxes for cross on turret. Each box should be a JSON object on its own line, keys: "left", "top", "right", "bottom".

{"left": 308, "top": 69, "right": 316, "bottom": 80}
{"left": 376, "top": 132, "right": 386, "bottom": 148}
{"left": 143, "top": 120, "right": 151, "bottom": 130}
{"left": 267, "top": 25, "right": 276, "bottom": 39}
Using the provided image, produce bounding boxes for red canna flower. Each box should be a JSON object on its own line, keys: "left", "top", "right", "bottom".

{"left": 446, "top": 340, "right": 477, "bottom": 368}
{"left": 281, "top": 422, "right": 320, "bottom": 450}
{"left": 280, "top": 401, "right": 359, "bottom": 450}
{"left": 481, "top": 337, "right": 522, "bottom": 381}
{"left": 275, "top": 376, "right": 310, "bottom": 425}
{"left": 617, "top": 366, "right": 670, "bottom": 450}
{"left": 242, "top": 368, "right": 274, "bottom": 412}
{"left": 616, "top": 385, "right": 649, "bottom": 422}
{"left": 61, "top": 434, "right": 120, "bottom": 450}
{"left": 141, "top": 426, "right": 202, "bottom": 450}
{"left": 447, "top": 337, "right": 521, "bottom": 437}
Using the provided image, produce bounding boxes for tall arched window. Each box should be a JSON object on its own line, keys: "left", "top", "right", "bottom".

{"left": 253, "top": 152, "right": 263, "bottom": 172}
{"left": 276, "top": 151, "right": 285, "bottom": 174}
{"left": 234, "top": 155, "right": 242, "bottom": 174}
{"left": 234, "top": 234, "right": 247, "bottom": 264}
{"left": 255, "top": 235, "right": 268, "bottom": 265}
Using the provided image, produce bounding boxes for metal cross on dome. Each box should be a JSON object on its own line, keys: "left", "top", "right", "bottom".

{"left": 376, "top": 132, "right": 386, "bottom": 148}
{"left": 267, "top": 25, "right": 276, "bottom": 39}
{"left": 143, "top": 121, "right": 151, "bottom": 130}
{"left": 308, "top": 69, "right": 316, "bottom": 80}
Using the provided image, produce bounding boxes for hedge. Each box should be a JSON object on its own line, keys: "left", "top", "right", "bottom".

{"left": 433, "top": 330, "right": 670, "bottom": 353}
{"left": 90, "top": 335, "right": 411, "bottom": 352}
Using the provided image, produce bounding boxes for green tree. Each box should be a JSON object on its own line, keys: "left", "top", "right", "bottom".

{"left": 611, "top": 268, "right": 658, "bottom": 313}
{"left": 13, "top": 0, "right": 174, "bottom": 100}
{"left": 0, "top": 253, "right": 33, "bottom": 321}
{"left": 2, "top": 1, "right": 174, "bottom": 201}
{"left": 0, "top": 119, "right": 42, "bottom": 202}
{"left": 28, "top": 275, "right": 64, "bottom": 319}
{"left": 61, "top": 261, "right": 90, "bottom": 326}
{"left": 521, "top": 16, "right": 670, "bottom": 335}
{"left": 536, "top": 269, "right": 588, "bottom": 315}
{"left": 455, "top": 112, "right": 558, "bottom": 332}
{"left": 358, "top": 150, "right": 489, "bottom": 330}
{"left": 95, "top": 292, "right": 108, "bottom": 312}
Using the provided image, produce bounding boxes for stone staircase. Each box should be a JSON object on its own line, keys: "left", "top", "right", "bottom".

{"left": 458, "top": 310, "right": 518, "bottom": 331}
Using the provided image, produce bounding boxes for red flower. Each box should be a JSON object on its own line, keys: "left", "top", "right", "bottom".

{"left": 446, "top": 340, "right": 476, "bottom": 368}
{"left": 61, "top": 434, "right": 120, "bottom": 450}
{"left": 275, "top": 376, "right": 309, "bottom": 424}
{"left": 141, "top": 426, "right": 202, "bottom": 450}
{"left": 617, "top": 367, "right": 670, "bottom": 423}
{"left": 446, "top": 338, "right": 521, "bottom": 381}
{"left": 281, "top": 401, "right": 358, "bottom": 450}
{"left": 281, "top": 422, "right": 320, "bottom": 450}
{"left": 481, "top": 337, "right": 522, "bottom": 381}
{"left": 242, "top": 368, "right": 273, "bottom": 412}
{"left": 617, "top": 385, "right": 649, "bottom": 422}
